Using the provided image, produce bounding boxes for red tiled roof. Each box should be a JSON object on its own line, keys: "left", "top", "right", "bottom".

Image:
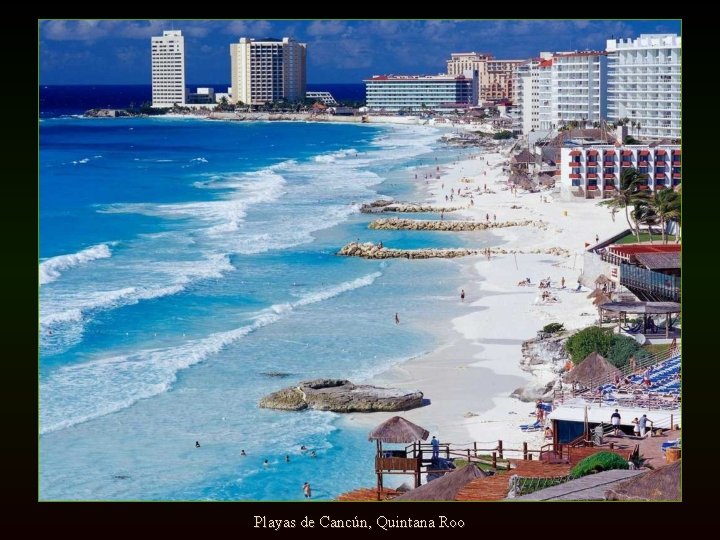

{"left": 610, "top": 244, "right": 681, "bottom": 256}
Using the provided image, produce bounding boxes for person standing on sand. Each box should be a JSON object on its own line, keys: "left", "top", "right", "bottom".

{"left": 461, "top": 289, "right": 465, "bottom": 302}
{"left": 303, "top": 482, "right": 311, "bottom": 498}
{"left": 395, "top": 313, "right": 400, "bottom": 325}
{"left": 561, "top": 277, "right": 565, "bottom": 288}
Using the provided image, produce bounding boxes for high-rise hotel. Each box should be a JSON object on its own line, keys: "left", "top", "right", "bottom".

{"left": 151, "top": 30, "right": 186, "bottom": 107}
{"left": 606, "top": 34, "right": 681, "bottom": 140}
{"left": 229, "top": 37, "right": 307, "bottom": 106}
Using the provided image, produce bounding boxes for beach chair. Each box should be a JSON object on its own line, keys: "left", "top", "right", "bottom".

{"left": 520, "top": 421, "right": 543, "bottom": 432}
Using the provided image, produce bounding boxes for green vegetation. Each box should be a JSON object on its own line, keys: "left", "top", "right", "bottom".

{"left": 127, "top": 101, "right": 169, "bottom": 116}
{"left": 570, "top": 452, "right": 628, "bottom": 479}
{"left": 596, "top": 167, "right": 682, "bottom": 245}
{"left": 565, "top": 327, "right": 614, "bottom": 365}
{"left": 542, "top": 323, "right": 565, "bottom": 334}
{"left": 644, "top": 343, "right": 672, "bottom": 356}
{"left": 493, "top": 130, "right": 514, "bottom": 140}
{"left": 515, "top": 476, "right": 569, "bottom": 496}
{"left": 564, "top": 326, "right": 645, "bottom": 367}
{"left": 607, "top": 334, "right": 648, "bottom": 368}
{"left": 616, "top": 232, "right": 662, "bottom": 244}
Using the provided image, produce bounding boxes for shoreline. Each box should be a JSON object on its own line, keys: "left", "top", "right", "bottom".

{"left": 342, "top": 140, "right": 626, "bottom": 478}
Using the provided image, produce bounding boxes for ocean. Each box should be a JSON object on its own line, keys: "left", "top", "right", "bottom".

{"left": 39, "top": 87, "right": 495, "bottom": 500}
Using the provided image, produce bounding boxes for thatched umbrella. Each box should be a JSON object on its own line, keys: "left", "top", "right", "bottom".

{"left": 587, "top": 288, "right": 604, "bottom": 300}
{"left": 368, "top": 416, "right": 429, "bottom": 444}
{"left": 593, "top": 293, "right": 612, "bottom": 306}
{"left": 392, "top": 464, "right": 486, "bottom": 501}
{"left": 595, "top": 274, "right": 611, "bottom": 285}
{"left": 563, "top": 352, "right": 621, "bottom": 388}
{"left": 369, "top": 416, "right": 430, "bottom": 498}
{"left": 605, "top": 460, "right": 680, "bottom": 501}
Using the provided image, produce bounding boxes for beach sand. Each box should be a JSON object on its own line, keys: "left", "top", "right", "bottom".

{"left": 345, "top": 141, "right": 626, "bottom": 470}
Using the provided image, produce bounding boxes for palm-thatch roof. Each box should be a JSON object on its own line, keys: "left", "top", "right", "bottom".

{"left": 595, "top": 274, "right": 611, "bottom": 285}
{"left": 587, "top": 288, "right": 605, "bottom": 300}
{"left": 592, "top": 292, "right": 612, "bottom": 306}
{"left": 368, "top": 416, "right": 429, "bottom": 443}
{"left": 392, "top": 464, "right": 486, "bottom": 501}
{"left": 563, "top": 352, "right": 621, "bottom": 386}
{"left": 605, "top": 460, "right": 680, "bottom": 501}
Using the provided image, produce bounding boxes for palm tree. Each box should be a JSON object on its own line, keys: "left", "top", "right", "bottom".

{"left": 646, "top": 189, "right": 680, "bottom": 243}
{"left": 598, "top": 167, "right": 648, "bottom": 241}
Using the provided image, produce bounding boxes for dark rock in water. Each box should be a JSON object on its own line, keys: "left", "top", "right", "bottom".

{"left": 259, "top": 378, "right": 424, "bottom": 413}
{"left": 260, "top": 371, "right": 293, "bottom": 378}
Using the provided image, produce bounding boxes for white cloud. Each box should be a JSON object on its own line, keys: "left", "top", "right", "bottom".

{"left": 307, "top": 20, "right": 349, "bottom": 37}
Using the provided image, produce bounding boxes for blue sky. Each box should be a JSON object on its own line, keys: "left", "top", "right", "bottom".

{"left": 40, "top": 19, "right": 681, "bottom": 85}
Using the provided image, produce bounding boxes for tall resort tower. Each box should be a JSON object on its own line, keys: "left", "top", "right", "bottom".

{"left": 151, "top": 30, "right": 186, "bottom": 107}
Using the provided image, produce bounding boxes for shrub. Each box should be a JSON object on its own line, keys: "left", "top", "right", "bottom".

{"left": 542, "top": 323, "right": 565, "bottom": 334}
{"left": 493, "top": 130, "right": 514, "bottom": 140}
{"left": 570, "top": 452, "right": 628, "bottom": 479}
{"left": 607, "top": 335, "right": 647, "bottom": 368}
{"left": 564, "top": 327, "right": 614, "bottom": 365}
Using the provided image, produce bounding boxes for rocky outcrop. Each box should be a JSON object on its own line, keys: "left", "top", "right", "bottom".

{"left": 510, "top": 333, "right": 570, "bottom": 401}
{"left": 337, "top": 242, "right": 571, "bottom": 260}
{"left": 369, "top": 218, "right": 546, "bottom": 232}
{"left": 337, "top": 242, "right": 480, "bottom": 259}
{"left": 360, "top": 200, "right": 459, "bottom": 214}
{"left": 259, "top": 379, "right": 424, "bottom": 413}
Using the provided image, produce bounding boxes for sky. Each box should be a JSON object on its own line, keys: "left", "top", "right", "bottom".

{"left": 39, "top": 19, "right": 681, "bottom": 85}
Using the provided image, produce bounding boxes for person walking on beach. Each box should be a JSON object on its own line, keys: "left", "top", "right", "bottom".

{"left": 595, "top": 234, "right": 599, "bottom": 244}
{"left": 303, "top": 482, "right": 312, "bottom": 498}
{"left": 561, "top": 277, "right": 565, "bottom": 288}
{"left": 611, "top": 409, "right": 622, "bottom": 436}
{"left": 395, "top": 313, "right": 400, "bottom": 325}
{"left": 431, "top": 436, "right": 440, "bottom": 459}
{"left": 493, "top": 214, "right": 496, "bottom": 222}
{"left": 461, "top": 289, "right": 465, "bottom": 302}
{"left": 486, "top": 213, "right": 490, "bottom": 222}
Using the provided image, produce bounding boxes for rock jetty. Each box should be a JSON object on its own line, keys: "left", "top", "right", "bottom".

{"left": 337, "top": 242, "right": 479, "bottom": 259}
{"left": 360, "top": 200, "right": 458, "bottom": 214}
{"left": 259, "top": 379, "right": 424, "bottom": 412}
{"left": 336, "top": 242, "right": 571, "bottom": 260}
{"left": 369, "top": 218, "right": 546, "bottom": 232}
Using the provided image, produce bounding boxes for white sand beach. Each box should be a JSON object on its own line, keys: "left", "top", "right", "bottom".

{"left": 346, "top": 141, "right": 627, "bottom": 464}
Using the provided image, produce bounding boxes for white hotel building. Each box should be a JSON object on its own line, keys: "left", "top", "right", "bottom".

{"left": 364, "top": 74, "right": 477, "bottom": 112}
{"left": 151, "top": 30, "right": 186, "bottom": 107}
{"left": 230, "top": 37, "right": 307, "bottom": 106}
{"left": 551, "top": 51, "right": 607, "bottom": 128}
{"left": 559, "top": 143, "right": 681, "bottom": 200}
{"left": 606, "top": 34, "right": 681, "bottom": 141}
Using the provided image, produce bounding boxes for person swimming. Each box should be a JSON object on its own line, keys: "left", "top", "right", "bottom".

{"left": 195, "top": 441, "right": 200, "bottom": 448}
{"left": 241, "top": 450, "right": 246, "bottom": 456}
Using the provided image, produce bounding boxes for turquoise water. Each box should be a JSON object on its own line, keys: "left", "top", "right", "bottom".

{"left": 39, "top": 117, "right": 494, "bottom": 500}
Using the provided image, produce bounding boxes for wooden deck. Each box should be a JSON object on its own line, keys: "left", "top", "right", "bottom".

{"left": 336, "top": 488, "right": 400, "bottom": 502}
